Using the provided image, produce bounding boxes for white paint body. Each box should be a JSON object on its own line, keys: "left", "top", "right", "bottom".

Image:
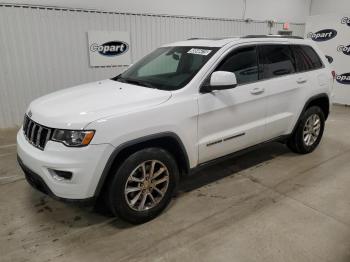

{"left": 17, "top": 37, "right": 333, "bottom": 199}
{"left": 210, "top": 71, "right": 238, "bottom": 87}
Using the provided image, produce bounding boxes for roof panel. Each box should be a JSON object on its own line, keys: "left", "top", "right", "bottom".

{"left": 165, "top": 37, "right": 240, "bottom": 47}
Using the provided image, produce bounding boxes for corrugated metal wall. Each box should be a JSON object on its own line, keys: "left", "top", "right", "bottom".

{"left": 0, "top": 4, "right": 305, "bottom": 128}
{"left": 272, "top": 22, "right": 305, "bottom": 37}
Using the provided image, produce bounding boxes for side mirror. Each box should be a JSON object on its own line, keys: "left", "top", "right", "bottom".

{"left": 201, "top": 71, "right": 237, "bottom": 93}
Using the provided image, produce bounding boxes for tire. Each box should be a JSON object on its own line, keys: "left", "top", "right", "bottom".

{"left": 106, "top": 147, "right": 179, "bottom": 224}
{"left": 287, "top": 106, "right": 325, "bottom": 154}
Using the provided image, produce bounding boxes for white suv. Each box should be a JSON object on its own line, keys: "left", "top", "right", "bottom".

{"left": 17, "top": 35, "right": 334, "bottom": 224}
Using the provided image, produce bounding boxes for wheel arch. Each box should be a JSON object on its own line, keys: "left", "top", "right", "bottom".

{"left": 305, "top": 94, "right": 330, "bottom": 120}
{"left": 94, "top": 132, "right": 190, "bottom": 197}
{"left": 292, "top": 93, "right": 330, "bottom": 134}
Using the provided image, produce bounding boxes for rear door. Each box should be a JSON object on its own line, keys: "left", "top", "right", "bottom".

{"left": 261, "top": 44, "right": 328, "bottom": 139}
{"left": 258, "top": 44, "right": 301, "bottom": 139}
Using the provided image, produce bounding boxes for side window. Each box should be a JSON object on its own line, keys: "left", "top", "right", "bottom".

{"left": 291, "top": 45, "right": 323, "bottom": 72}
{"left": 259, "top": 45, "right": 295, "bottom": 79}
{"left": 215, "top": 46, "right": 258, "bottom": 85}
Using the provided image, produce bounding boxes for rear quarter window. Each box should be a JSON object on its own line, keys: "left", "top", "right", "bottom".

{"left": 290, "top": 45, "right": 324, "bottom": 72}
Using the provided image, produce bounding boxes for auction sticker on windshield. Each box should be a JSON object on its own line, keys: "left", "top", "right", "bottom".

{"left": 188, "top": 48, "right": 212, "bottom": 55}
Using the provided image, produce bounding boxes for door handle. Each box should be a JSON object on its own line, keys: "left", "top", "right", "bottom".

{"left": 250, "top": 87, "right": 265, "bottom": 95}
{"left": 297, "top": 77, "right": 307, "bottom": 84}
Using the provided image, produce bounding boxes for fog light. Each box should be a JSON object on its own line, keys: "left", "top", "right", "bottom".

{"left": 49, "top": 169, "right": 73, "bottom": 181}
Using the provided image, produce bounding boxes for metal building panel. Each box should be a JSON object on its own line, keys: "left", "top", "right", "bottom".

{"left": 0, "top": 4, "right": 305, "bottom": 128}
{"left": 273, "top": 22, "right": 305, "bottom": 37}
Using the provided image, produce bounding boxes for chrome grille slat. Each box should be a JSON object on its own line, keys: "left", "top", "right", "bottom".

{"left": 26, "top": 120, "right": 33, "bottom": 137}
{"left": 45, "top": 129, "right": 51, "bottom": 146}
{"left": 36, "top": 126, "right": 43, "bottom": 147}
{"left": 23, "top": 115, "right": 52, "bottom": 150}
{"left": 30, "top": 123, "right": 36, "bottom": 141}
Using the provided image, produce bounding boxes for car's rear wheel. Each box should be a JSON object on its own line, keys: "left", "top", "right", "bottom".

{"left": 287, "top": 106, "right": 325, "bottom": 154}
{"left": 106, "top": 148, "right": 179, "bottom": 224}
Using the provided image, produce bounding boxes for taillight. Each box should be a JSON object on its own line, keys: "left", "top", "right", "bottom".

{"left": 331, "top": 70, "right": 336, "bottom": 80}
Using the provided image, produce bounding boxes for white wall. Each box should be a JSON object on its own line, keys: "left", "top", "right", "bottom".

{"left": 0, "top": 0, "right": 310, "bottom": 23}
{"left": 0, "top": 2, "right": 308, "bottom": 128}
{"left": 311, "top": 0, "right": 350, "bottom": 15}
{"left": 246, "top": 0, "right": 310, "bottom": 23}
{"left": 0, "top": 5, "right": 306, "bottom": 128}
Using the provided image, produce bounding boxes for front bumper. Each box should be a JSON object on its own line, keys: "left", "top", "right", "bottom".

{"left": 17, "top": 156, "right": 93, "bottom": 203}
{"left": 17, "top": 130, "right": 115, "bottom": 200}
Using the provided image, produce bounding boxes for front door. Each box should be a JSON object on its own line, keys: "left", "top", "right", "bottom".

{"left": 198, "top": 45, "right": 267, "bottom": 164}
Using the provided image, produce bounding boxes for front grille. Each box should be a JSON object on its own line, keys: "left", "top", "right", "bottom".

{"left": 23, "top": 115, "right": 52, "bottom": 150}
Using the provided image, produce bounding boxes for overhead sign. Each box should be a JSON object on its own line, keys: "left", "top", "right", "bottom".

{"left": 88, "top": 31, "right": 131, "bottom": 67}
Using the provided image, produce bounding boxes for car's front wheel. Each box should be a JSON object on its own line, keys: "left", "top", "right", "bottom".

{"left": 287, "top": 106, "right": 325, "bottom": 154}
{"left": 106, "top": 147, "right": 179, "bottom": 224}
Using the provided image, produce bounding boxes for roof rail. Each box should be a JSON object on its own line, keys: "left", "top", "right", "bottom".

{"left": 242, "top": 35, "right": 304, "bottom": 39}
{"left": 186, "top": 35, "right": 304, "bottom": 41}
{"left": 186, "top": 37, "right": 236, "bottom": 40}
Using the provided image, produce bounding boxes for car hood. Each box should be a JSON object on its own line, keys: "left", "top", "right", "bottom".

{"left": 27, "top": 79, "right": 172, "bottom": 129}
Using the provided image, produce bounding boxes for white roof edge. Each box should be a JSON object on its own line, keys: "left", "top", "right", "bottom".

{"left": 163, "top": 36, "right": 307, "bottom": 48}
{"left": 164, "top": 38, "right": 240, "bottom": 48}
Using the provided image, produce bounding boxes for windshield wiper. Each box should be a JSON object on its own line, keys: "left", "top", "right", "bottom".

{"left": 114, "top": 76, "right": 158, "bottom": 89}
{"left": 125, "top": 79, "right": 157, "bottom": 89}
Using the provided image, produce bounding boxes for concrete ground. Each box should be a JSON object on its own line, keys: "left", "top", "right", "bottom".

{"left": 1, "top": 105, "right": 350, "bottom": 262}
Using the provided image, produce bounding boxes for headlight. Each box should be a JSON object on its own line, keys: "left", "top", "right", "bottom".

{"left": 52, "top": 130, "right": 95, "bottom": 147}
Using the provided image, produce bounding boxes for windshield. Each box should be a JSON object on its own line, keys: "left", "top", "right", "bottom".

{"left": 112, "top": 46, "right": 219, "bottom": 91}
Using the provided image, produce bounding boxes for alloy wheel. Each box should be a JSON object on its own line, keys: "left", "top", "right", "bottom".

{"left": 303, "top": 114, "right": 321, "bottom": 146}
{"left": 124, "top": 160, "right": 169, "bottom": 211}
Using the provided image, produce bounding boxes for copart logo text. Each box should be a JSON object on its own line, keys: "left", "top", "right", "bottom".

{"left": 307, "top": 29, "right": 337, "bottom": 42}
{"left": 341, "top": 17, "right": 350, "bottom": 26}
{"left": 90, "top": 41, "right": 129, "bottom": 56}
{"left": 337, "top": 45, "right": 350, "bottom": 56}
{"left": 336, "top": 73, "right": 350, "bottom": 85}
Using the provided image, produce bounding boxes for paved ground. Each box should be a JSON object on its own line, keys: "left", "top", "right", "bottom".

{"left": 1, "top": 105, "right": 350, "bottom": 262}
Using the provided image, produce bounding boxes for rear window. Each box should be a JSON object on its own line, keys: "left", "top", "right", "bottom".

{"left": 291, "top": 45, "right": 323, "bottom": 72}
{"left": 258, "top": 45, "right": 295, "bottom": 79}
